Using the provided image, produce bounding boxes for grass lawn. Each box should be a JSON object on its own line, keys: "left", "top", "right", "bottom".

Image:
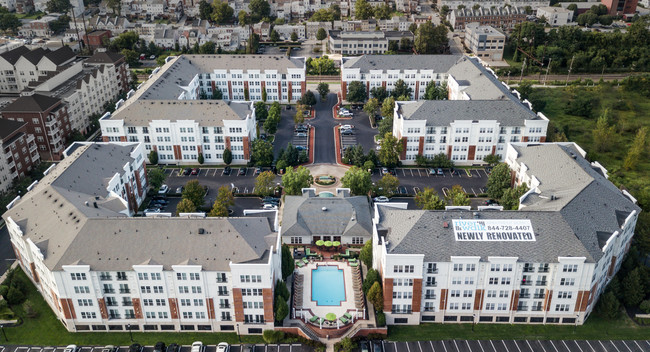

{"left": 4, "top": 268, "right": 264, "bottom": 346}
{"left": 388, "top": 314, "right": 649, "bottom": 341}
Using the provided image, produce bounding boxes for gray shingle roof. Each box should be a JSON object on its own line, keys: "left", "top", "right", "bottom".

{"left": 109, "top": 100, "right": 252, "bottom": 126}
{"left": 0, "top": 118, "right": 26, "bottom": 140}
{"left": 397, "top": 99, "right": 538, "bottom": 126}
{"left": 0, "top": 45, "right": 30, "bottom": 64}
{"left": 2, "top": 94, "right": 61, "bottom": 112}
{"left": 343, "top": 55, "right": 463, "bottom": 73}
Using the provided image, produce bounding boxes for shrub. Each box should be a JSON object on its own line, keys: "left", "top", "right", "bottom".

{"left": 362, "top": 269, "right": 380, "bottom": 294}
{"left": 263, "top": 329, "right": 285, "bottom": 344}
{"left": 6, "top": 286, "right": 25, "bottom": 305}
{"left": 275, "top": 280, "right": 290, "bottom": 301}
{"left": 641, "top": 300, "right": 650, "bottom": 314}
{"left": 0, "top": 299, "right": 8, "bottom": 311}
{"left": 376, "top": 311, "right": 386, "bottom": 327}
{"left": 24, "top": 300, "right": 38, "bottom": 318}
{"left": 0, "top": 285, "right": 8, "bottom": 298}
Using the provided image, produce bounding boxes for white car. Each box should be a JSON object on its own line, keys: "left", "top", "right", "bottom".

{"left": 373, "top": 196, "right": 390, "bottom": 203}
{"left": 339, "top": 110, "right": 353, "bottom": 117}
{"left": 191, "top": 342, "right": 203, "bottom": 352}
{"left": 64, "top": 345, "right": 79, "bottom": 352}
{"left": 144, "top": 208, "right": 161, "bottom": 214}
{"left": 340, "top": 124, "right": 354, "bottom": 130}
{"left": 158, "top": 184, "right": 169, "bottom": 194}
{"left": 216, "top": 343, "right": 229, "bottom": 352}
{"left": 262, "top": 204, "right": 278, "bottom": 210}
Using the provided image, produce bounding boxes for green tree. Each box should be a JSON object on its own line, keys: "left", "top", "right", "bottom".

{"left": 216, "top": 185, "right": 235, "bottom": 208}
{"left": 446, "top": 185, "right": 470, "bottom": 206}
{"left": 223, "top": 148, "right": 232, "bottom": 165}
{"left": 414, "top": 21, "right": 448, "bottom": 54}
{"left": 199, "top": 41, "right": 216, "bottom": 54}
{"left": 592, "top": 110, "right": 617, "bottom": 152}
{"left": 238, "top": 10, "right": 249, "bottom": 25}
{"left": 346, "top": 81, "right": 367, "bottom": 103}
{"left": 400, "top": 37, "right": 413, "bottom": 52}
{"left": 362, "top": 269, "right": 380, "bottom": 294}
{"left": 106, "top": 0, "right": 120, "bottom": 14}
{"left": 121, "top": 49, "right": 139, "bottom": 67}
{"left": 249, "top": 0, "right": 271, "bottom": 22}
{"left": 316, "top": 27, "right": 327, "bottom": 41}
{"left": 377, "top": 174, "right": 399, "bottom": 196}
{"left": 198, "top": 0, "right": 212, "bottom": 20}
{"left": 391, "top": 79, "right": 412, "bottom": 99}
{"left": 317, "top": 82, "right": 330, "bottom": 101}
{"left": 281, "top": 244, "right": 293, "bottom": 280}
{"left": 597, "top": 291, "right": 621, "bottom": 320}
{"left": 147, "top": 168, "right": 166, "bottom": 191}
{"left": 381, "top": 96, "right": 395, "bottom": 117}
{"left": 486, "top": 163, "right": 512, "bottom": 200}
{"left": 622, "top": 268, "right": 645, "bottom": 307}
{"left": 291, "top": 31, "right": 298, "bottom": 42}
{"left": 208, "top": 203, "right": 228, "bottom": 217}
{"left": 254, "top": 101, "right": 268, "bottom": 121}
{"left": 341, "top": 166, "right": 372, "bottom": 195}
{"left": 415, "top": 187, "right": 445, "bottom": 210}
{"left": 0, "top": 13, "right": 21, "bottom": 33}
{"left": 339, "top": 337, "right": 356, "bottom": 352}
{"left": 367, "top": 281, "right": 384, "bottom": 312}
{"left": 46, "top": 0, "right": 71, "bottom": 13}
{"left": 110, "top": 31, "right": 139, "bottom": 51}
{"left": 270, "top": 29, "right": 280, "bottom": 43}
{"left": 310, "top": 8, "right": 335, "bottom": 22}
{"left": 623, "top": 127, "right": 647, "bottom": 171}
{"left": 379, "top": 132, "right": 402, "bottom": 168}
{"left": 274, "top": 298, "right": 288, "bottom": 322}
{"left": 6, "top": 285, "right": 25, "bottom": 305}
{"left": 182, "top": 180, "right": 205, "bottom": 209}
{"left": 251, "top": 139, "right": 274, "bottom": 166}
{"left": 483, "top": 154, "right": 501, "bottom": 166}
{"left": 577, "top": 12, "right": 598, "bottom": 26}
{"left": 374, "top": 3, "right": 392, "bottom": 19}
{"left": 364, "top": 97, "right": 379, "bottom": 116}
{"left": 294, "top": 103, "right": 306, "bottom": 124}
{"left": 371, "top": 86, "right": 388, "bottom": 102}
{"left": 517, "top": 80, "right": 534, "bottom": 100}
{"left": 440, "top": 5, "right": 450, "bottom": 16}
{"left": 360, "top": 239, "right": 373, "bottom": 267}
{"left": 500, "top": 184, "right": 529, "bottom": 210}
{"left": 255, "top": 171, "right": 276, "bottom": 196}
{"left": 309, "top": 56, "right": 337, "bottom": 75}
{"left": 355, "top": 0, "right": 373, "bottom": 20}
{"left": 301, "top": 90, "right": 317, "bottom": 106}
{"left": 282, "top": 166, "right": 313, "bottom": 195}
{"left": 176, "top": 198, "right": 197, "bottom": 215}
{"left": 148, "top": 150, "right": 158, "bottom": 164}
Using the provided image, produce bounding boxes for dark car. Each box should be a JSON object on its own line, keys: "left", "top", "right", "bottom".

{"left": 341, "top": 129, "right": 354, "bottom": 135}
{"left": 154, "top": 342, "right": 166, "bottom": 352}
{"left": 263, "top": 197, "right": 279, "bottom": 202}
{"left": 372, "top": 341, "right": 383, "bottom": 352}
{"left": 129, "top": 344, "right": 143, "bottom": 352}
{"left": 151, "top": 198, "right": 168, "bottom": 205}
{"left": 360, "top": 341, "right": 370, "bottom": 352}
{"left": 263, "top": 199, "right": 280, "bottom": 205}
{"left": 241, "top": 345, "right": 253, "bottom": 352}
{"left": 485, "top": 199, "right": 499, "bottom": 205}
{"left": 238, "top": 168, "right": 247, "bottom": 176}
{"left": 166, "top": 344, "right": 179, "bottom": 352}
{"left": 254, "top": 167, "right": 262, "bottom": 176}
{"left": 398, "top": 186, "right": 408, "bottom": 195}
{"left": 286, "top": 105, "right": 292, "bottom": 110}
{"left": 183, "top": 167, "right": 192, "bottom": 175}
{"left": 223, "top": 166, "right": 231, "bottom": 175}
{"left": 191, "top": 168, "right": 199, "bottom": 175}
{"left": 389, "top": 169, "right": 397, "bottom": 176}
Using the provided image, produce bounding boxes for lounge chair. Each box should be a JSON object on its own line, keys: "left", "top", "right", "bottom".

{"left": 302, "top": 258, "right": 309, "bottom": 264}
{"left": 340, "top": 316, "right": 349, "bottom": 324}
{"left": 340, "top": 249, "right": 350, "bottom": 258}
{"left": 348, "top": 258, "right": 357, "bottom": 262}
{"left": 310, "top": 315, "right": 319, "bottom": 323}
{"left": 350, "top": 262, "right": 359, "bottom": 267}
{"left": 306, "top": 248, "right": 318, "bottom": 257}
{"left": 344, "top": 312, "right": 352, "bottom": 320}
{"left": 296, "top": 260, "right": 305, "bottom": 268}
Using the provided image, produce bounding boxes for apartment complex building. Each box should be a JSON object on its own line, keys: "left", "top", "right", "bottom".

{"left": 437, "top": 0, "right": 548, "bottom": 12}
{"left": 449, "top": 7, "right": 528, "bottom": 30}
{"left": 3, "top": 142, "right": 282, "bottom": 333}
{"left": 373, "top": 142, "right": 639, "bottom": 326}
{"left": 0, "top": 118, "right": 40, "bottom": 193}
{"left": 1, "top": 94, "right": 71, "bottom": 161}
{"left": 601, "top": 0, "right": 638, "bottom": 15}
{"left": 100, "top": 100, "right": 256, "bottom": 165}
{"left": 536, "top": 7, "right": 574, "bottom": 26}
{"left": 0, "top": 46, "right": 76, "bottom": 94}
{"left": 328, "top": 31, "right": 414, "bottom": 55}
{"left": 464, "top": 23, "right": 505, "bottom": 61}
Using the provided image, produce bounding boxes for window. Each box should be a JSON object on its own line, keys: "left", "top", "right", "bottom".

{"left": 151, "top": 273, "right": 161, "bottom": 280}
{"left": 77, "top": 299, "right": 93, "bottom": 306}
{"left": 141, "top": 286, "right": 151, "bottom": 293}
{"left": 190, "top": 273, "right": 200, "bottom": 280}
{"left": 352, "top": 237, "right": 364, "bottom": 245}
{"left": 463, "top": 290, "right": 473, "bottom": 298}
{"left": 192, "top": 286, "right": 202, "bottom": 294}
{"left": 501, "top": 278, "right": 511, "bottom": 285}
{"left": 465, "top": 264, "right": 476, "bottom": 271}
{"left": 453, "top": 264, "right": 463, "bottom": 271}
{"left": 180, "top": 299, "right": 191, "bottom": 306}
{"left": 179, "top": 286, "right": 189, "bottom": 293}
{"left": 143, "top": 299, "right": 154, "bottom": 306}
{"left": 489, "top": 277, "right": 498, "bottom": 285}
{"left": 74, "top": 286, "right": 90, "bottom": 294}
{"left": 562, "top": 264, "right": 578, "bottom": 273}
{"left": 70, "top": 273, "right": 87, "bottom": 280}
{"left": 560, "top": 278, "right": 575, "bottom": 286}
{"left": 177, "top": 273, "right": 187, "bottom": 280}
{"left": 194, "top": 299, "right": 204, "bottom": 306}
{"left": 557, "top": 291, "right": 573, "bottom": 299}
{"left": 490, "top": 264, "right": 501, "bottom": 272}
{"left": 464, "top": 277, "right": 474, "bottom": 285}
{"left": 486, "top": 290, "right": 497, "bottom": 298}
{"left": 156, "top": 299, "right": 166, "bottom": 306}
{"left": 450, "top": 290, "right": 460, "bottom": 297}
{"left": 138, "top": 273, "right": 149, "bottom": 280}
{"left": 555, "top": 304, "right": 570, "bottom": 312}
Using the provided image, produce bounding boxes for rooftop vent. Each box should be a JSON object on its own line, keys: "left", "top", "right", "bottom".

{"left": 198, "top": 228, "right": 205, "bottom": 234}
{"left": 322, "top": 207, "right": 327, "bottom": 211}
{"left": 443, "top": 221, "right": 449, "bottom": 228}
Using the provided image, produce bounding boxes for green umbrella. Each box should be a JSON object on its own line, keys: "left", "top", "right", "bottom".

{"left": 324, "top": 241, "right": 333, "bottom": 247}
{"left": 333, "top": 241, "right": 341, "bottom": 247}
{"left": 316, "top": 240, "right": 325, "bottom": 246}
{"left": 326, "top": 313, "right": 337, "bottom": 321}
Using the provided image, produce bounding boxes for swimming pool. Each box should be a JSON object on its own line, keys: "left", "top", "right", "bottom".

{"left": 311, "top": 265, "right": 346, "bottom": 306}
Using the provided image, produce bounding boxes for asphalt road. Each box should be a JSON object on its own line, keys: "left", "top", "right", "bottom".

{"left": 0, "top": 224, "right": 15, "bottom": 276}
{"left": 382, "top": 339, "right": 650, "bottom": 352}
{"left": 371, "top": 168, "right": 489, "bottom": 198}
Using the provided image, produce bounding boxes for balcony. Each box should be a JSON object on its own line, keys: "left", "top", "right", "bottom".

{"left": 44, "top": 118, "right": 58, "bottom": 128}
{"left": 116, "top": 276, "right": 128, "bottom": 281}
{"left": 218, "top": 291, "right": 229, "bottom": 296}
{"left": 531, "top": 306, "right": 544, "bottom": 311}
{"left": 424, "top": 295, "right": 436, "bottom": 300}
{"left": 122, "top": 301, "right": 133, "bottom": 306}
{"left": 425, "top": 282, "right": 437, "bottom": 287}
{"left": 103, "top": 288, "right": 115, "bottom": 294}
{"left": 533, "top": 294, "right": 545, "bottom": 299}
{"left": 108, "top": 314, "right": 121, "bottom": 320}
{"left": 106, "top": 301, "right": 118, "bottom": 307}
{"left": 120, "top": 289, "right": 131, "bottom": 294}
{"left": 221, "top": 317, "right": 232, "bottom": 321}
{"left": 216, "top": 278, "right": 228, "bottom": 283}
{"left": 219, "top": 304, "right": 231, "bottom": 309}
{"left": 538, "top": 267, "right": 550, "bottom": 273}
{"left": 521, "top": 280, "right": 532, "bottom": 286}
{"left": 426, "top": 268, "right": 438, "bottom": 274}
{"left": 124, "top": 314, "right": 136, "bottom": 319}
{"left": 519, "top": 293, "right": 530, "bottom": 299}
{"left": 423, "top": 307, "right": 435, "bottom": 312}
{"left": 517, "top": 305, "right": 528, "bottom": 312}
{"left": 535, "top": 281, "right": 547, "bottom": 286}
{"left": 523, "top": 268, "right": 535, "bottom": 273}
{"left": 391, "top": 309, "right": 413, "bottom": 314}
{"left": 244, "top": 321, "right": 266, "bottom": 325}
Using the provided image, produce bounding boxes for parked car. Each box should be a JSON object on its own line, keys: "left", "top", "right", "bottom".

{"left": 360, "top": 341, "right": 370, "bottom": 352}
{"left": 216, "top": 343, "right": 229, "bottom": 352}
{"left": 341, "top": 129, "right": 354, "bottom": 136}
{"left": 183, "top": 167, "right": 192, "bottom": 175}
{"left": 149, "top": 55, "right": 156, "bottom": 60}
{"left": 381, "top": 167, "right": 389, "bottom": 175}
{"left": 295, "top": 132, "right": 307, "bottom": 137}
{"left": 485, "top": 199, "right": 499, "bottom": 205}
{"left": 158, "top": 185, "right": 169, "bottom": 194}
{"left": 166, "top": 344, "right": 180, "bottom": 352}
{"left": 389, "top": 169, "right": 397, "bottom": 176}
{"left": 398, "top": 186, "right": 408, "bottom": 194}
{"left": 241, "top": 345, "right": 253, "bottom": 352}
{"left": 339, "top": 110, "right": 353, "bottom": 117}
{"left": 101, "top": 346, "right": 117, "bottom": 352}
{"left": 176, "top": 186, "right": 184, "bottom": 193}
{"left": 262, "top": 203, "right": 278, "bottom": 210}
{"left": 296, "top": 146, "right": 307, "bottom": 151}
{"left": 238, "top": 168, "right": 247, "bottom": 176}
{"left": 254, "top": 167, "right": 262, "bottom": 176}
{"left": 428, "top": 168, "right": 436, "bottom": 175}
{"left": 437, "top": 168, "right": 444, "bottom": 175}
{"left": 144, "top": 208, "right": 161, "bottom": 214}
{"left": 190, "top": 342, "right": 203, "bottom": 352}
{"left": 373, "top": 196, "right": 389, "bottom": 203}
{"left": 129, "top": 344, "right": 143, "bottom": 352}
{"left": 223, "top": 166, "right": 232, "bottom": 175}
{"left": 64, "top": 345, "right": 79, "bottom": 352}
{"left": 263, "top": 199, "right": 280, "bottom": 205}
{"left": 340, "top": 124, "right": 353, "bottom": 130}
{"left": 191, "top": 168, "right": 199, "bottom": 175}
{"left": 154, "top": 342, "right": 166, "bottom": 352}
{"left": 302, "top": 109, "right": 311, "bottom": 117}
{"left": 372, "top": 341, "right": 383, "bottom": 352}
{"left": 151, "top": 198, "right": 168, "bottom": 205}
{"left": 263, "top": 196, "right": 279, "bottom": 202}
{"left": 286, "top": 105, "right": 292, "bottom": 110}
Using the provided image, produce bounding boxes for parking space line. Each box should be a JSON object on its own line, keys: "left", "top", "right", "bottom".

{"left": 619, "top": 341, "right": 632, "bottom": 352}
{"left": 406, "top": 342, "right": 412, "bottom": 352}
{"left": 441, "top": 341, "right": 448, "bottom": 352}
{"left": 525, "top": 341, "right": 535, "bottom": 352}
{"left": 429, "top": 341, "right": 436, "bottom": 352}
{"left": 633, "top": 341, "right": 645, "bottom": 351}
{"left": 501, "top": 341, "right": 510, "bottom": 352}
{"left": 584, "top": 341, "right": 596, "bottom": 352}
{"left": 476, "top": 341, "right": 485, "bottom": 352}
{"left": 452, "top": 341, "right": 460, "bottom": 352}
{"left": 489, "top": 341, "right": 497, "bottom": 352}
{"left": 609, "top": 341, "right": 621, "bottom": 352}
{"left": 417, "top": 341, "right": 423, "bottom": 352}
{"left": 573, "top": 341, "right": 584, "bottom": 352}
{"left": 561, "top": 341, "right": 572, "bottom": 352}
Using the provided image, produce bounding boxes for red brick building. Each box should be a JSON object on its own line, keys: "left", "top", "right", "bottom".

{"left": 0, "top": 119, "right": 40, "bottom": 192}
{"left": 601, "top": 0, "right": 638, "bottom": 15}
{"left": 1, "top": 94, "right": 71, "bottom": 161}
{"left": 82, "top": 30, "right": 112, "bottom": 50}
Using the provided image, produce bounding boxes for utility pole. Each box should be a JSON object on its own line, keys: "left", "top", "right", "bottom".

{"left": 70, "top": 7, "right": 82, "bottom": 50}
{"left": 544, "top": 58, "right": 551, "bottom": 86}
{"left": 519, "top": 57, "right": 526, "bottom": 82}
{"left": 565, "top": 54, "right": 575, "bottom": 86}
{"left": 601, "top": 65, "right": 605, "bottom": 83}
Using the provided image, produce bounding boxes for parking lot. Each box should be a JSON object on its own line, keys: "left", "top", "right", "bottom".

{"left": 381, "top": 340, "right": 650, "bottom": 352}
{"left": 0, "top": 345, "right": 312, "bottom": 352}
{"left": 371, "top": 168, "right": 489, "bottom": 198}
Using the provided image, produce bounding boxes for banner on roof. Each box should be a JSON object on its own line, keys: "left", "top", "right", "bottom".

{"left": 452, "top": 219, "right": 536, "bottom": 242}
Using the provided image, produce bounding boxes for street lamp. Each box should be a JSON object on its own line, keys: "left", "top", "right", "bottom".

{"left": 127, "top": 323, "right": 133, "bottom": 342}
{"left": 472, "top": 314, "right": 476, "bottom": 332}
{"left": 574, "top": 314, "right": 579, "bottom": 333}
{"left": 0, "top": 324, "right": 7, "bottom": 341}
{"left": 236, "top": 323, "right": 241, "bottom": 343}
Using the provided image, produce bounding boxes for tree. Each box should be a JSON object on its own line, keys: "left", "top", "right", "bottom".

{"left": 254, "top": 101, "right": 268, "bottom": 121}
{"left": 251, "top": 139, "right": 274, "bottom": 166}
{"left": 377, "top": 174, "right": 399, "bottom": 196}
{"left": 367, "top": 281, "right": 384, "bottom": 311}
{"left": 500, "top": 184, "right": 529, "bottom": 210}
{"left": 309, "top": 56, "right": 337, "bottom": 75}
{"left": 199, "top": 41, "right": 216, "bottom": 54}
{"left": 263, "top": 113, "right": 279, "bottom": 135}
{"left": 346, "top": 81, "right": 367, "bottom": 103}
{"left": 249, "top": 0, "right": 271, "bottom": 22}
{"left": 216, "top": 185, "right": 235, "bottom": 208}
{"left": 360, "top": 239, "right": 373, "bottom": 267}
{"left": 121, "top": 49, "right": 139, "bottom": 67}
{"left": 592, "top": 110, "right": 617, "bottom": 152}
{"left": 255, "top": 171, "right": 276, "bottom": 196}
{"left": 238, "top": 10, "right": 249, "bottom": 25}
{"left": 301, "top": 90, "right": 317, "bottom": 106}
{"left": 281, "top": 244, "right": 293, "bottom": 279}
{"left": 282, "top": 166, "right": 313, "bottom": 195}
{"left": 374, "top": 3, "right": 392, "bottom": 19}
{"left": 623, "top": 127, "right": 647, "bottom": 171}
{"left": 176, "top": 198, "right": 197, "bottom": 215}
{"left": 110, "top": 31, "right": 139, "bottom": 52}
{"left": 381, "top": 96, "right": 395, "bottom": 118}
{"left": 423, "top": 80, "right": 448, "bottom": 100}
{"left": 446, "top": 185, "right": 470, "bottom": 206}
{"left": 222, "top": 148, "right": 232, "bottom": 165}
{"left": 294, "top": 104, "right": 306, "bottom": 124}
{"left": 105, "top": 0, "right": 120, "bottom": 14}
{"left": 622, "top": 268, "right": 644, "bottom": 307}
{"left": 371, "top": 86, "right": 388, "bottom": 102}
{"left": 290, "top": 31, "right": 298, "bottom": 42}
{"left": 364, "top": 98, "right": 379, "bottom": 116}
{"left": 483, "top": 154, "right": 501, "bottom": 166}
{"left": 182, "top": 180, "right": 205, "bottom": 209}
{"left": 391, "top": 79, "right": 412, "bottom": 99}
{"left": 6, "top": 285, "right": 25, "bottom": 305}
{"left": 400, "top": 37, "right": 413, "bottom": 52}
{"left": 270, "top": 29, "right": 280, "bottom": 43}
{"left": 379, "top": 132, "right": 402, "bottom": 168}
{"left": 147, "top": 168, "right": 166, "bottom": 191}
{"left": 317, "top": 82, "right": 329, "bottom": 101}
{"left": 211, "top": 0, "right": 234, "bottom": 23}
{"left": 354, "top": 0, "right": 373, "bottom": 20}
{"left": 274, "top": 298, "right": 288, "bottom": 322}
{"left": 414, "top": 21, "right": 448, "bottom": 54}
{"left": 341, "top": 166, "right": 372, "bottom": 195}
{"left": 597, "top": 291, "right": 621, "bottom": 320}
{"left": 46, "top": 0, "right": 71, "bottom": 13}
{"left": 209, "top": 203, "right": 228, "bottom": 217}
{"left": 310, "top": 8, "right": 336, "bottom": 22}
{"left": 0, "top": 13, "right": 21, "bottom": 33}
{"left": 440, "top": 5, "right": 450, "bottom": 17}
{"left": 415, "top": 187, "right": 445, "bottom": 210}
{"left": 486, "top": 163, "right": 512, "bottom": 200}
{"left": 577, "top": 12, "right": 598, "bottom": 26}
{"left": 199, "top": 0, "right": 212, "bottom": 20}
{"left": 316, "top": 27, "right": 327, "bottom": 42}
{"left": 339, "top": 337, "right": 356, "bottom": 352}
{"left": 148, "top": 150, "right": 158, "bottom": 165}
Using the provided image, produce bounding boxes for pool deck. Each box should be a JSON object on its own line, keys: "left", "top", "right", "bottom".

{"left": 294, "top": 261, "right": 363, "bottom": 323}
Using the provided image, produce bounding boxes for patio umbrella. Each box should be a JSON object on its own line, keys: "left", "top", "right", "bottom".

{"left": 316, "top": 240, "right": 325, "bottom": 246}
{"left": 326, "top": 313, "right": 337, "bottom": 321}
{"left": 324, "top": 241, "right": 333, "bottom": 247}
{"left": 333, "top": 241, "right": 341, "bottom": 247}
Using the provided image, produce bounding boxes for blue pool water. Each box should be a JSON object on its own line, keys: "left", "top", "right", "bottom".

{"left": 312, "top": 265, "right": 345, "bottom": 306}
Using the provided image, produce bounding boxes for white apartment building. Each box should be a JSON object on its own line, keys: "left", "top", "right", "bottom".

{"left": 100, "top": 100, "right": 256, "bottom": 165}
{"left": 273, "top": 24, "right": 306, "bottom": 40}
{"left": 328, "top": 31, "right": 414, "bottom": 55}
{"left": 393, "top": 99, "right": 548, "bottom": 164}
{"left": 0, "top": 46, "right": 77, "bottom": 94}
{"left": 536, "top": 7, "right": 574, "bottom": 26}
{"left": 3, "top": 142, "right": 282, "bottom": 334}
{"left": 306, "top": 21, "right": 332, "bottom": 39}
{"left": 464, "top": 23, "right": 505, "bottom": 61}
{"left": 372, "top": 142, "right": 639, "bottom": 326}
{"left": 437, "top": 0, "right": 549, "bottom": 12}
